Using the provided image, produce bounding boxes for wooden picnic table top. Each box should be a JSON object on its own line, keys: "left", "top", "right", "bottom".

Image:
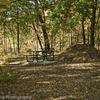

{"left": 31, "top": 50, "right": 54, "bottom": 54}
{"left": 32, "top": 50, "right": 54, "bottom": 52}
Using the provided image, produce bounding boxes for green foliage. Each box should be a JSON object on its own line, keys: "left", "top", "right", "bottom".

{"left": 0, "top": 71, "right": 17, "bottom": 81}
{"left": 0, "top": 0, "right": 99, "bottom": 54}
{"left": 76, "top": 0, "right": 92, "bottom": 18}
{"left": 27, "top": 49, "right": 33, "bottom": 55}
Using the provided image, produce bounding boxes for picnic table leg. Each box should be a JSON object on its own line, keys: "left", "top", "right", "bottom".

{"left": 43, "top": 54, "right": 45, "bottom": 61}
{"left": 36, "top": 52, "right": 39, "bottom": 62}
{"left": 53, "top": 52, "right": 54, "bottom": 61}
{"left": 42, "top": 52, "right": 47, "bottom": 61}
{"left": 26, "top": 55, "right": 28, "bottom": 62}
{"left": 33, "top": 52, "right": 35, "bottom": 61}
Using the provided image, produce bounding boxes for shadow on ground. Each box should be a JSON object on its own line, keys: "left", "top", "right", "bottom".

{"left": 0, "top": 63, "right": 100, "bottom": 100}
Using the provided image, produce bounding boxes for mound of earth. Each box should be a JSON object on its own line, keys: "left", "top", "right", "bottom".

{"left": 58, "top": 44, "right": 100, "bottom": 63}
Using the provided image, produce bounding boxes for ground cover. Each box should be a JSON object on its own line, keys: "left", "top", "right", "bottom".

{"left": 0, "top": 63, "right": 100, "bottom": 100}
{"left": 58, "top": 44, "right": 100, "bottom": 63}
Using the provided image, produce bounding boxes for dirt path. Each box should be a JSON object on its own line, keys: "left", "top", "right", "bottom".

{"left": 0, "top": 63, "right": 100, "bottom": 100}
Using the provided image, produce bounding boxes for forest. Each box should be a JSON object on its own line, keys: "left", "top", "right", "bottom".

{"left": 0, "top": 0, "right": 100, "bottom": 100}
{"left": 0, "top": 0, "right": 99, "bottom": 57}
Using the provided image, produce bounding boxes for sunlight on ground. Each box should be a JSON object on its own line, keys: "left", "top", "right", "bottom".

{"left": 59, "top": 62, "right": 100, "bottom": 67}
{"left": 22, "top": 76, "right": 31, "bottom": 79}
{"left": 48, "top": 95, "right": 82, "bottom": 100}
{"left": 46, "top": 74, "right": 67, "bottom": 78}
{"left": 46, "top": 74, "right": 81, "bottom": 78}
{"left": 65, "top": 66, "right": 95, "bottom": 69}
{"left": 67, "top": 74, "right": 81, "bottom": 77}
{"left": 96, "top": 76, "right": 100, "bottom": 78}
{"left": 36, "top": 81, "right": 54, "bottom": 84}
{"left": 94, "top": 76, "right": 100, "bottom": 82}
{"left": 98, "top": 69, "right": 100, "bottom": 71}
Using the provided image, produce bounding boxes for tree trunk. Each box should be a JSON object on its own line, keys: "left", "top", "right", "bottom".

{"left": 16, "top": 22, "right": 20, "bottom": 55}
{"left": 3, "top": 21, "right": 7, "bottom": 54}
{"left": 90, "top": 0, "right": 98, "bottom": 48}
{"left": 38, "top": 14, "right": 50, "bottom": 51}
{"left": 59, "top": 35, "right": 62, "bottom": 51}
{"left": 8, "top": 36, "right": 12, "bottom": 53}
{"left": 32, "top": 23, "right": 43, "bottom": 51}
{"left": 16, "top": 9, "right": 20, "bottom": 55}
{"left": 97, "top": 29, "right": 100, "bottom": 50}
{"left": 82, "top": 16, "right": 86, "bottom": 45}
{"left": 34, "top": 0, "right": 50, "bottom": 51}
{"left": 70, "top": 32, "right": 72, "bottom": 46}
{"left": 76, "top": 32, "right": 79, "bottom": 44}
{"left": 96, "top": 7, "right": 100, "bottom": 50}
{"left": 50, "top": 34, "right": 53, "bottom": 49}
{"left": 12, "top": 36, "right": 16, "bottom": 55}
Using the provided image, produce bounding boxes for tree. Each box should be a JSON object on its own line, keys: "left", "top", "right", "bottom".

{"left": 33, "top": 0, "right": 51, "bottom": 51}
{"left": 0, "top": 0, "right": 100, "bottom": 56}
{"left": 90, "top": 0, "right": 98, "bottom": 48}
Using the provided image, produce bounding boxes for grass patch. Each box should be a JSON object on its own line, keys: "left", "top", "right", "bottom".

{"left": 0, "top": 71, "right": 17, "bottom": 81}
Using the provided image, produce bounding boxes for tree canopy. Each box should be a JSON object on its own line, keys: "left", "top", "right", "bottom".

{"left": 0, "top": 0, "right": 99, "bottom": 55}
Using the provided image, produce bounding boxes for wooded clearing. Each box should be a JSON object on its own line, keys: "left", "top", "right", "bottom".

{"left": 0, "top": 0, "right": 100, "bottom": 100}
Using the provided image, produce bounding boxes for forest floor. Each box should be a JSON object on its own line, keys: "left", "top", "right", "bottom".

{"left": 0, "top": 62, "right": 100, "bottom": 100}
{"left": 0, "top": 44, "right": 100, "bottom": 100}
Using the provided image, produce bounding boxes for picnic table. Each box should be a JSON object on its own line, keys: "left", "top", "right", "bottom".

{"left": 26, "top": 50, "right": 55, "bottom": 62}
